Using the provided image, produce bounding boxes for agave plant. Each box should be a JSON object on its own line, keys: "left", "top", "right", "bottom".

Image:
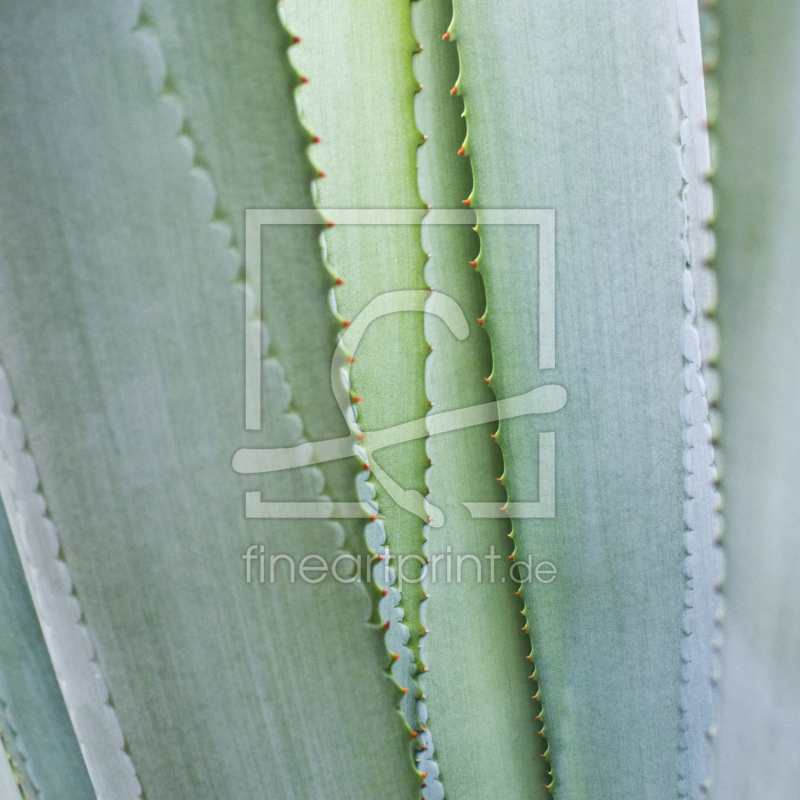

{"left": 0, "top": 0, "right": 797, "bottom": 798}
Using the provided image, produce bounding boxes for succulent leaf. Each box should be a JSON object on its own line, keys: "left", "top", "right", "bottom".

{"left": 447, "top": 0, "right": 718, "bottom": 796}
{"left": 285, "top": 0, "right": 431, "bottom": 728}
{"left": 712, "top": 1, "right": 800, "bottom": 797}
{"left": 0, "top": 1, "right": 420, "bottom": 797}
{"left": 0, "top": 503, "right": 94, "bottom": 800}
{"left": 412, "top": 0, "right": 551, "bottom": 797}
{"left": 0, "top": 736, "right": 22, "bottom": 800}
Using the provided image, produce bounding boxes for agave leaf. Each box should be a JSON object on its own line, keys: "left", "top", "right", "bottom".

{"left": 675, "top": 5, "right": 723, "bottom": 797}
{"left": 447, "top": 0, "right": 717, "bottom": 797}
{"left": 711, "top": 2, "right": 800, "bottom": 797}
{"left": 411, "top": 0, "right": 550, "bottom": 797}
{"left": 284, "top": 0, "right": 430, "bottom": 726}
{"left": 0, "top": 1, "right": 418, "bottom": 798}
{"left": 0, "top": 739, "right": 21, "bottom": 800}
{"left": 0, "top": 501, "right": 94, "bottom": 800}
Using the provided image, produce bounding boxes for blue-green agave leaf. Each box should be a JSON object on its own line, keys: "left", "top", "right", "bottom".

{"left": 0, "top": 1, "right": 420, "bottom": 797}
{"left": 447, "top": 0, "right": 718, "bottom": 796}
{"left": 0, "top": 499, "right": 94, "bottom": 800}
{"left": 711, "top": 1, "right": 800, "bottom": 797}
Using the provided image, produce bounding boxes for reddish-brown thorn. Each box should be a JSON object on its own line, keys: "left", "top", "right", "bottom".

{"left": 327, "top": 221, "right": 335, "bottom": 228}
{"left": 357, "top": 433, "right": 365, "bottom": 440}
{"left": 318, "top": 171, "right": 326, "bottom": 178}
{"left": 469, "top": 260, "right": 477, "bottom": 267}
{"left": 402, "top": 687, "right": 409, "bottom": 695}
{"left": 293, "top": 35, "right": 301, "bottom": 44}
{"left": 484, "top": 377, "right": 490, "bottom": 384}
{"left": 463, "top": 198, "right": 471, "bottom": 206}
{"left": 383, "top": 620, "right": 390, "bottom": 629}
{"left": 450, "top": 86, "right": 457, "bottom": 95}
{"left": 497, "top": 476, "right": 503, "bottom": 482}
{"left": 370, "top": 515, "right": 378, "bottom": 522}
{"left": 535, "top": 714, "right": 541, "bottom": 720}
{"left": 457, "top": 146, "right": 465, "bottom": 156}
{"left": 312, "top": 135, "right": 321, "bottom": 143}
{"left": 335, "top": 277, "right": 344, "bottom": 286}
{"left": 363, "top": 464, "right": 371, "bottom": 472}
{"left": 393, "top": 653, "right": 400, "bottom": 661}
{"left": 478, "top": 317, "right": 484, "bottom": 325}
{"left": 412, "top": 732, "right": 418, "bottom": 739}
{"left": 381, "top": 588, "right": 389, "bottom": 595}
{"left": 342, "top": 320, "right": 351, "bottom": 328}
{"left": 301, "top": 76, "right": 309, "bottom": 84}
{"left": 353, "top": 396, "right": 362, "bottom": 403}
{"left": 491, "top": 433, "right": 497, "bottom": 440}
{"left": 443, "top": 31, "right": 450, "bottom": 39}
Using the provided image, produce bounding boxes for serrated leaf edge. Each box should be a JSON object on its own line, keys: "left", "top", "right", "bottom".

{"left": 676, "top": 4, "right": 724, "bottom": 800}
{"left": 0, "top": 2, "right": 377, "bottom": 796}
{"left": 433, "top": 12, "right": 554, "bottom": 797}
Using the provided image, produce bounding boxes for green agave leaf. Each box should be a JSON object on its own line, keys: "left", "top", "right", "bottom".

{"left": 412, "top": 0, "right": 550, "bottom": 797}
{"left": 0, "top": 501, "right": 94, "bottom": 800}
{"left": 0, "top": 1, "right": 419, "bottom": 798}
{"left": 0, "top": 739, "right": 21, "bottom": 800}
{"left": 711, "top": 2, "right": 800, "bottom": 797}
{"left": 447, "top": 0, "right": 718, "bottom": 797}
{"left": 284, "top": 0, "right": 430, "bottom": 727}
